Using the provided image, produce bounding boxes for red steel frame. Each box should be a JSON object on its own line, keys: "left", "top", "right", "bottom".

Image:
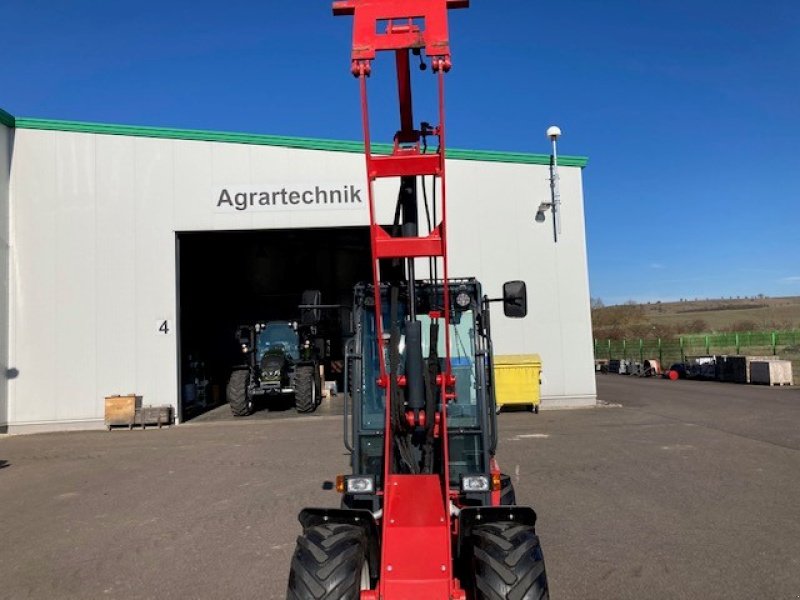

{"left": 334, "top": 1, "right": 469, "bottom": 598}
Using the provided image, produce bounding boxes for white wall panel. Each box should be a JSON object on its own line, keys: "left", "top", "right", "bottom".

{"left": 53, "top": 132, "right": 97, "bottom": 420}
{"left": 95, "top": 135, "right": 138, "bottom": 401}
{"left": 0, "top": 124, "right": 10, "bottom": 429}
{"left": 132, "top": 138, "right": 177, "bottom": 410}
{"left": 9, "top": 130, "right": 60, "bottom": 424}
{"left": 444, "top": 160, "right": 595, "bottom": 403}
{"left": 7, "top": 127, "right": 595, "bottom": 431}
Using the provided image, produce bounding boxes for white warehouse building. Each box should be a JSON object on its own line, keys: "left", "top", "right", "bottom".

{"left": 0, "top": 108, "right": 595, "bottom": 434}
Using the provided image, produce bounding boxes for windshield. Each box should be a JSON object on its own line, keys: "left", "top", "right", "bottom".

{"left": 360, "top": 307, "right": 479, "bottom": 430}
{"left": 256, "top": 323, "right": 299, "bottom": 361}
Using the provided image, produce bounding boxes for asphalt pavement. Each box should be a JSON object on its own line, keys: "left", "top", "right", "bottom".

{"left": 0, "top": 376, "right": 798, "bottom": 599}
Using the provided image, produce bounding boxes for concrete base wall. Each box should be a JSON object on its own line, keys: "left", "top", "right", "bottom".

{"left": 541, "top": 395, "right": 598, "bottom": 409}
{"left": 5, "top": 418, "right": 106, "bottom": 435}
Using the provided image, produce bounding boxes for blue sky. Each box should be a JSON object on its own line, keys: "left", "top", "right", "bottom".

{"left": 2, "top": 0, "right": 798, "bottom": 305}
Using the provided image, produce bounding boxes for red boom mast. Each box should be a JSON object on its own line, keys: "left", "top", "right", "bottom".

{"left": 334, "top": 1, "right": 468, "bottom": 598}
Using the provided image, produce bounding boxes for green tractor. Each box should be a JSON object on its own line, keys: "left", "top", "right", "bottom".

{"left": 227, "top": 319, "right": 322, "bottom": 416}
{"left": 227, "top": 290, "right": 346, "bottom": 416}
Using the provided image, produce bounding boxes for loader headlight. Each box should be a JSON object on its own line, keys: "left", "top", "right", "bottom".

{"left": 460, "top": 474, "right": 490, "bottom": 493}
{"left": 336, "top": 475, "right": 375, "bottom": 494}
{"left": 455, "top": 291, "right": 471, "bottom": 308}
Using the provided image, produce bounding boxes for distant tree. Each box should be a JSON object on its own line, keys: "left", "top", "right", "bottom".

{"left": 590, "top": 297, "right": 605, "bottom": 309}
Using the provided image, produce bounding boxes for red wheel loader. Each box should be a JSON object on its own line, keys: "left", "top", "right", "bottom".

{"left": 287, "top": 2, "right": 549, "bottom": 598}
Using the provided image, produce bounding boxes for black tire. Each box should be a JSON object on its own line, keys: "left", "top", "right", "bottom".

{"left": 294, "top": 365, "right": 317, "bottom": 413}
{"left": 287, "top": 523, "right": 368, "bottom": 600}
{"left": 300, "top": 289, "right": 322, "bottom": 326}
{"left": 499, "top": 474, "right": 517, "bottom": 506}
{"left": 472, "top": 521, "right": 549, "bottom": 600}
{"left": 227, "top": 369, "right": 253, "bottom": 417}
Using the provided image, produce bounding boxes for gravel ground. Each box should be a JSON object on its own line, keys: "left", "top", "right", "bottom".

{"left": 1, "top": 376, "right": 798, "bottom": 599}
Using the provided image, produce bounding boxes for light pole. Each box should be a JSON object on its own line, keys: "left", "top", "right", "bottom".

{"left": 535, "top": 125, "right": 562, "bottom": 243}
{"left": 547, "top": 125, "right": 562, "bottom": 242}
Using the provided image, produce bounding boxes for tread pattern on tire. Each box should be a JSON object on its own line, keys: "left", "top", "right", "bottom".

{"left": 295, "top": 365, "right": 317, "bottom": 413}
{"left": 227, "top": 369, "right": 251, "bottom": 417}
{"left": 472, "top": 521, "right": 549, "bottom": 600}
{"left": 287, "top": 523, "right": 366, "bottom": 600}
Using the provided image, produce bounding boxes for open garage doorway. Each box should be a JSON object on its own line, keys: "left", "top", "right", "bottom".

{"left": 176, "top": 227, "right": 372, "bottom": 422}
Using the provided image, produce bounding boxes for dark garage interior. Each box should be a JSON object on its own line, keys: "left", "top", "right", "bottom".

{"left": 177, "top": 227, "right": 372, "bottom": 421}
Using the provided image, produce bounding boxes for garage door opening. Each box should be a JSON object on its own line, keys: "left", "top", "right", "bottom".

{"left": 177, "top": 227, "right": 372, "bottom": 422}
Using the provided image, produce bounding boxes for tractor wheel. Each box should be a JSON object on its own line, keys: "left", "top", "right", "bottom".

{"left": 472, "top": 521, "right": 549, "bottom": 600}
{"left": 227, "top": 370, "right": 253, "bottom": 417}
{"left": 499, "top": 474, "right": 517, "bottom": 506}
{"left": 287, "top": 523, "right": 369, "bottom": 600}
{"left": 294, "top": 365, "right": 317, "bottom": 413}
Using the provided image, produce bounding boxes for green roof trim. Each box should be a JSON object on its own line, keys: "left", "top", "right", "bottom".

{"left": 0, "top": 108, "right": 15, "bottom": 128}
{"left": 1, "top": 110, "right": 588, "bottom": 167}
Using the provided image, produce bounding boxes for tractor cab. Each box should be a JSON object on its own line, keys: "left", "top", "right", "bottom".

{"left": 254, "top": 321, "right": 300, "bottom": 362}
{"left": 344, "top": 278, "right": 522, "bottom": 508}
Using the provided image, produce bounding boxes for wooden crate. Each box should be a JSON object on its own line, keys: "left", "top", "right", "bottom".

{"left": 750, "top": 361, "right": 794, "bottom": 386}
{"left": 105, "top": 395, "right": 139, "bottom": 429}
{"left": 135, "top": 405, "right": 173, "bottom": 429}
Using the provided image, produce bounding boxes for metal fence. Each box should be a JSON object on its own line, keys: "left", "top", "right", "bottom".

{"left": 594, "top": 330, "right": 800, "bottom": 367}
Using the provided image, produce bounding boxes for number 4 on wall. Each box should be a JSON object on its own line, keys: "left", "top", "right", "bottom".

{"left": 157, "top": 320, "right": 173, "bottom": 335}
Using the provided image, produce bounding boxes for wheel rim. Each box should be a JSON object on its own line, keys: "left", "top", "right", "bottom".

{"left": 311, "top": 375, "right": 317, "bottom": 405}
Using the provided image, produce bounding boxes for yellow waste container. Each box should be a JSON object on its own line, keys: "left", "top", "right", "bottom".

{"left": 494, "top": 354, "right": 542, "bottom": 413}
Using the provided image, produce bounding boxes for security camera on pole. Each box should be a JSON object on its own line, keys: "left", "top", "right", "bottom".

{"left": 535, "top": 125, "right": 562, "bottom": 243}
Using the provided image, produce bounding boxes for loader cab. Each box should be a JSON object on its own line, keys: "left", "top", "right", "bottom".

{"left": 344, "top": 278, "right": 511, "bottom": 504}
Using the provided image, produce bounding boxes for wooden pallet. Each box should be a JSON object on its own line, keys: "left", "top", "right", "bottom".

{"left": 137, "top": 406, "right": 173, "bottom": 429}
{"left": 107, "top": 405, "right": 173, "bottom": 430}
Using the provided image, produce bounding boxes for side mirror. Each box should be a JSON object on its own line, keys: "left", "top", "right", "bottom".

{"left": 502, "top": 280, "right": 528, "bottom": 318}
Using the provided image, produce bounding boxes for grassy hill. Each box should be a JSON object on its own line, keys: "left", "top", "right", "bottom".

{"left": 638, "top": 296, "right": 800, "bottom": 333}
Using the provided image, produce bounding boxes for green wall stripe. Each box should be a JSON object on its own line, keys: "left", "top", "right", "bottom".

{"left": 0, "top": 108, "right": 14, "bottom": 128}
{"left": 5, "top": 113, "right": 588, "bottom": 167}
